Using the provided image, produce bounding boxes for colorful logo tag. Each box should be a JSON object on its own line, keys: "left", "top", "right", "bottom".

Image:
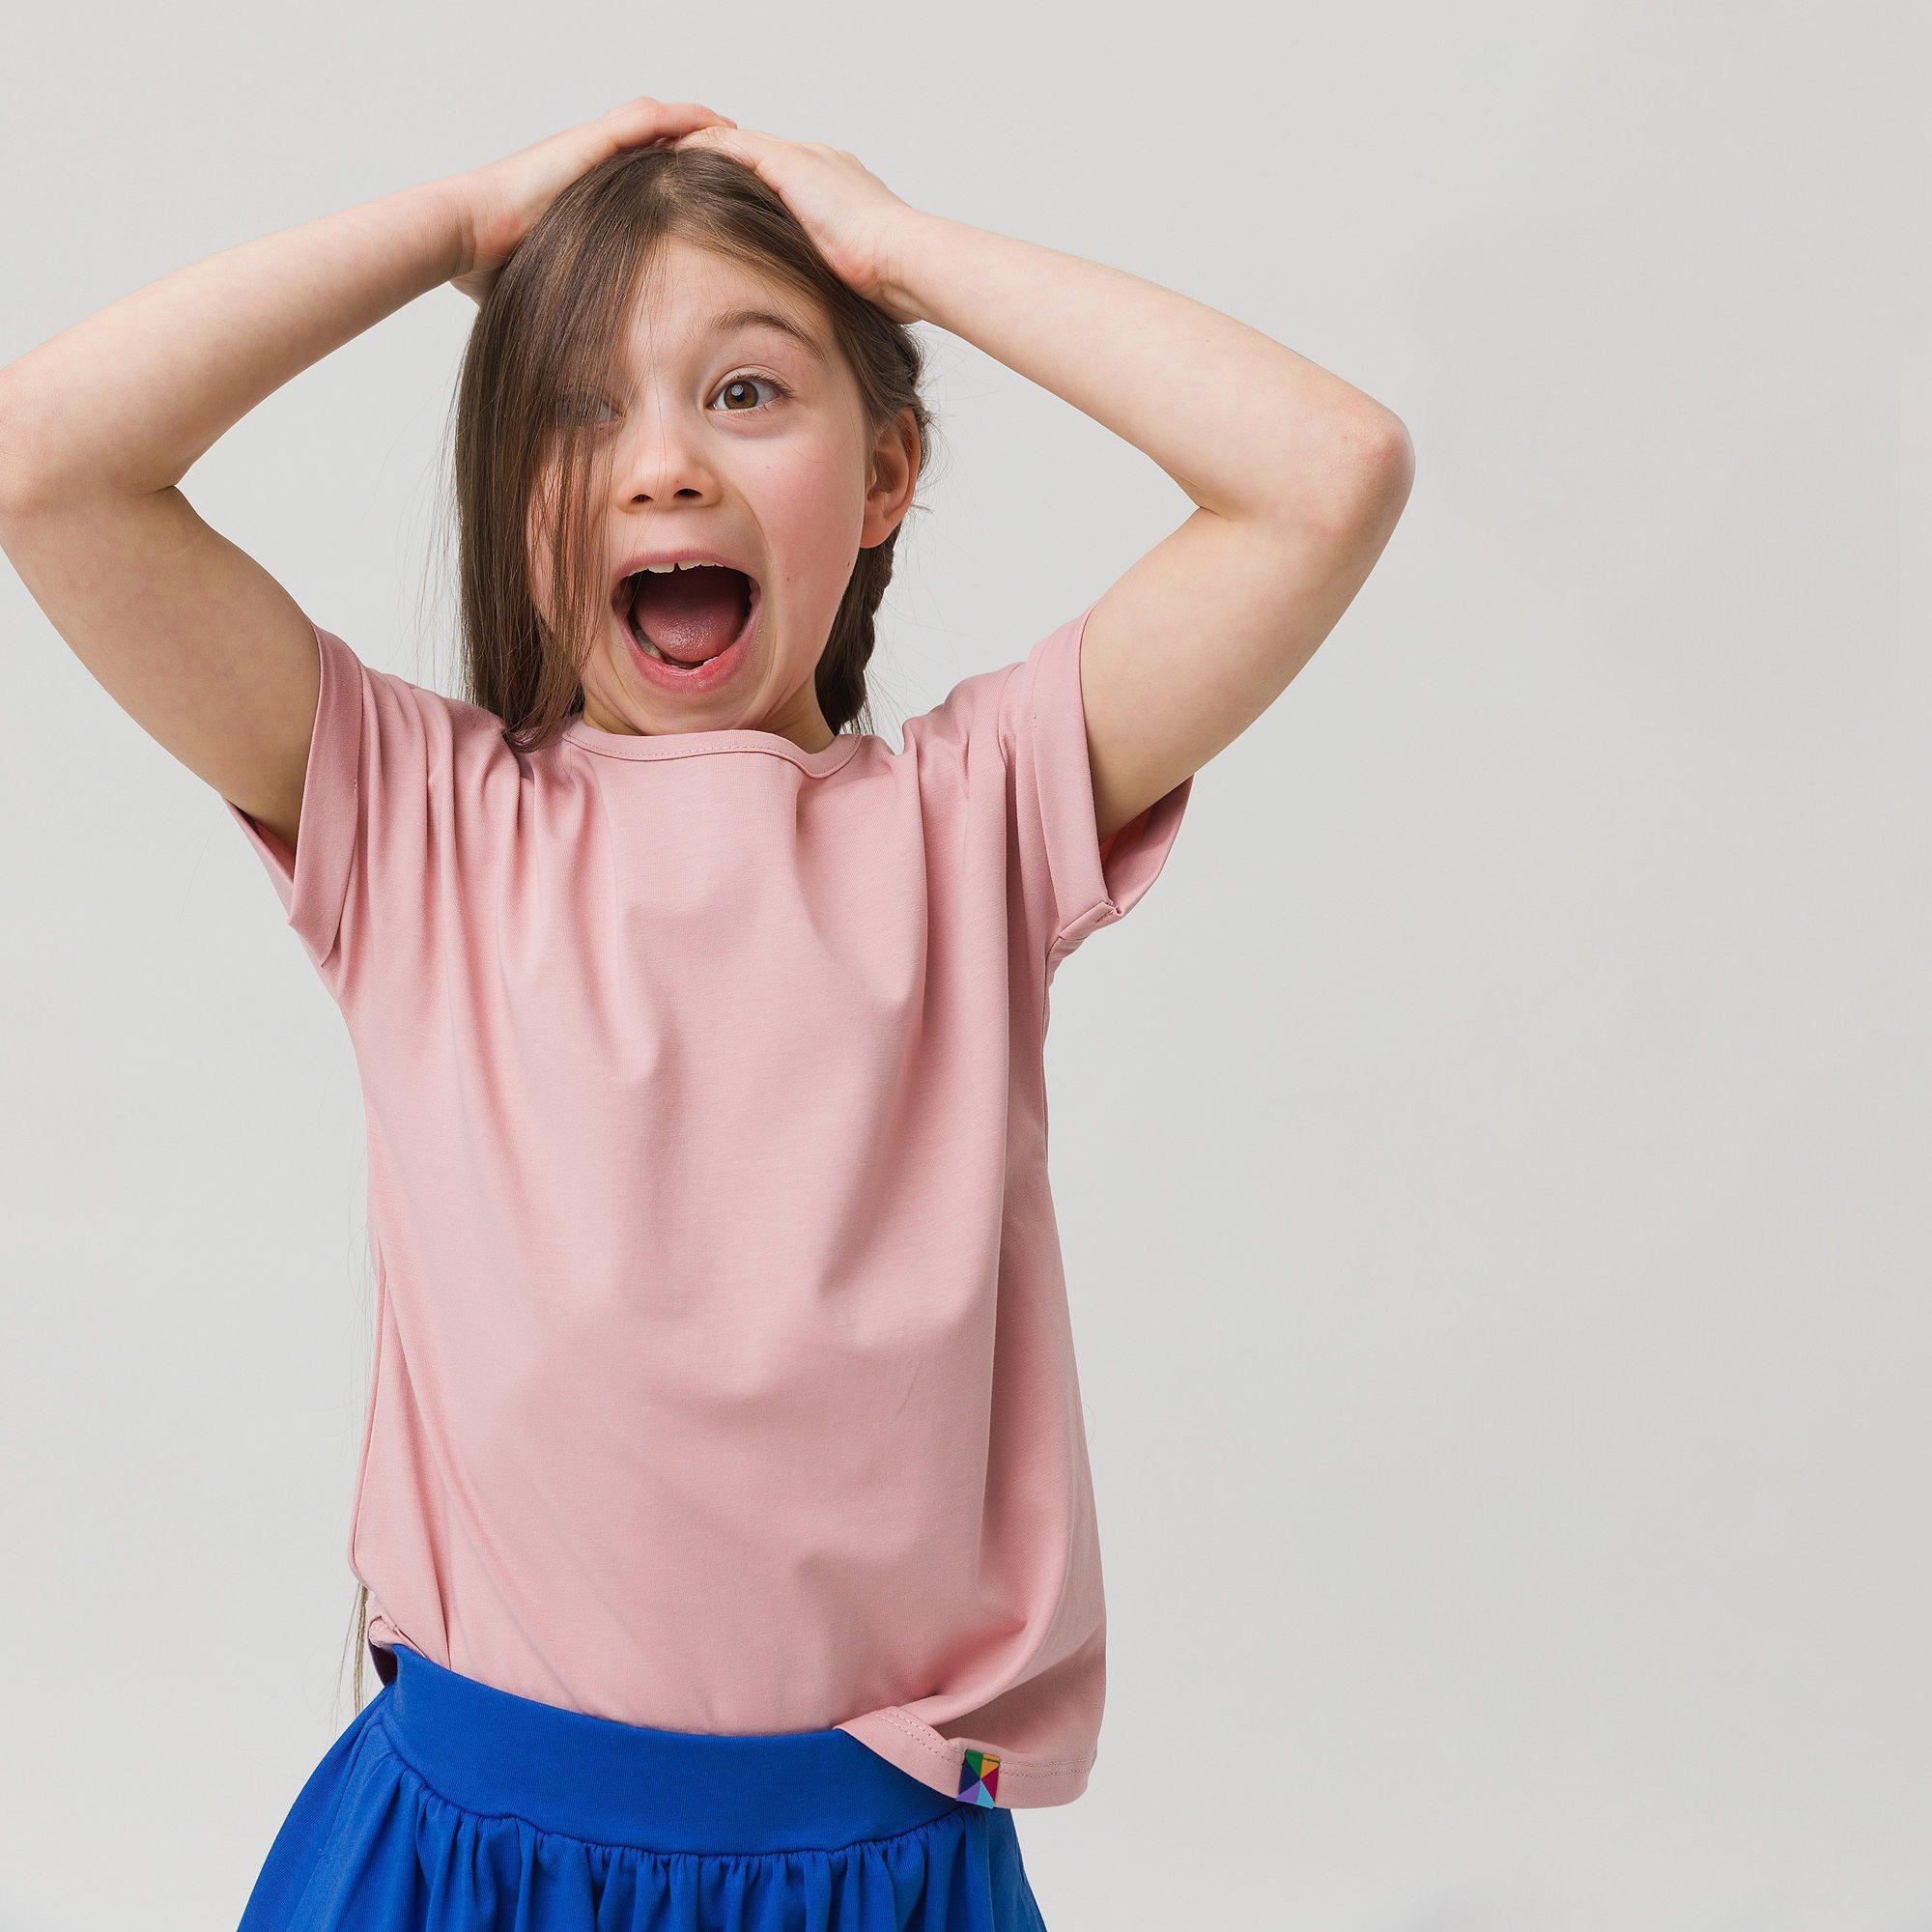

{"left": 957, "top": 1747, "right": 1001, "bottom": 1807}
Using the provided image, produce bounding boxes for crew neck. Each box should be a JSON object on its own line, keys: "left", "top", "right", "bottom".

{"left": 560, "top": 714, "right": 867, "bottom": 778}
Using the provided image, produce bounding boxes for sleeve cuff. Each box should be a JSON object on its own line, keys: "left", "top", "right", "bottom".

{"left": 223, "top": 619, "right": 364, "bottom": 974}
{"left": 1022, "top": 599, "right": 1192, "bottom": 969}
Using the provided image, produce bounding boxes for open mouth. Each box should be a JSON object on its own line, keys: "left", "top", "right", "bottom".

{"left": 612, "top": 563, "right": 757, "bottom": 672}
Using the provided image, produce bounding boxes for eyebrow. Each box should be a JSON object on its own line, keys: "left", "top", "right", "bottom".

{"left": 709, "top": 306, "right": 829, "bottom": 362}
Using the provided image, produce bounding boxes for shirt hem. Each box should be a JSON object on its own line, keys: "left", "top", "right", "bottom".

{"left": 835, "top": 1707, "right": 1094, "bottom": 1810}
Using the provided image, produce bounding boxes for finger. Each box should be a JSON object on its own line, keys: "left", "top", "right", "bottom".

{"left": 603, "top": 98, "right": 738, "bottom": 141}
{"left": 672, "top": 125, "right": 779, "bottom": 159}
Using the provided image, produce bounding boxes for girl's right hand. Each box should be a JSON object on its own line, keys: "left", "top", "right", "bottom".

{"left": 449, "top": 98, "right": 738, "bottom": 306}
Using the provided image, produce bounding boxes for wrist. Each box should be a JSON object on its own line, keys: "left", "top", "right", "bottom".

{"left": 874, "top": 210, "right": 958, "bottom": 327}
{"left": 410, "top": 171, "right": 485, "bottom": 286}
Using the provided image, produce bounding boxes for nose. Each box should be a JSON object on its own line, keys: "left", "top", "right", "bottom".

{"left": 612, "top": 395, "right": 723, "bottom": 507}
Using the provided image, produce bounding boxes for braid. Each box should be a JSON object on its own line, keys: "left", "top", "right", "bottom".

{"left": 816, "top": 525, "right": 901, "bottom": 735}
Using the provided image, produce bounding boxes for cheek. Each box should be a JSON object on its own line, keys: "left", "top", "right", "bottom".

{"left": 758, "top": 439, "right": 868, "bottom": 601}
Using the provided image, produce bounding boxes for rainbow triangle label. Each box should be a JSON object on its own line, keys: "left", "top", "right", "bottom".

{"left": 957, "top": 1747, "right": 1001, "bottom": 1806}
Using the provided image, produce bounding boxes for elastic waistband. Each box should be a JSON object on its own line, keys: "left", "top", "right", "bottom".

{"left": 374, "top": 1643, "right": 962, "bottom": 1855}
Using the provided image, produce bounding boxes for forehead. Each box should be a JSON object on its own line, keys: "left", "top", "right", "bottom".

{"left": 616, "top": 238, "right": 831, "bottom": 366}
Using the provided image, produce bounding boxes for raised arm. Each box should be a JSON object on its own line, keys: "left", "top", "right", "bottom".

{"left": 875, "top": 213, "right": 1414, "bottom": 841}
{"left": 0, "top": 97, "right": 731, "bottom": 854}
{"left": 0, "top": 183, "right": 469, "bottom": 853}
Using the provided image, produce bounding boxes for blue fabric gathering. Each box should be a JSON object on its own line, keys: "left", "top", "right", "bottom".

{"left": 237, "top": 1642, "right": 1048, "bottom": 1930}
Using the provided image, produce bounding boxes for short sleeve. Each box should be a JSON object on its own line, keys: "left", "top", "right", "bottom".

{"left": 1006, "top": 599, "right": 1192, "bottom": 975}
{"left": 222, "top": 618, "right": 445, "bottom": 985}
{"left": 903, "top": 598, "right": 1194, "bottom": 993}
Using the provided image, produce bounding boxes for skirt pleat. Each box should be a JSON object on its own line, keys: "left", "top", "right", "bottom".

{"left": 236, "top": 1643, "right": 1048, "bottom": 1931}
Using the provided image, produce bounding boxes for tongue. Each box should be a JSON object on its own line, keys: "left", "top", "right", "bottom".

{"left": 632, "top": 566, "right": 748, "bottom": 666}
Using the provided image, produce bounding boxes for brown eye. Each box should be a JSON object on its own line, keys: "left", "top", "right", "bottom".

{"left": 709, "top": 374, "right": 788, "bottom": 413}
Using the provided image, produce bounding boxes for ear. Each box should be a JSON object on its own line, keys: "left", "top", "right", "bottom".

{"left": 860, "top": 406, "right": 921, "bottom": 550}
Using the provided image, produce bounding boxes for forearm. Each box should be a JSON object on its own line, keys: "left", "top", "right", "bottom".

{"left": 882, "top": 213, "right": 1404, "bottom": 532}
{"left": 0, "top": 175, "right": 469, "bottom": 506}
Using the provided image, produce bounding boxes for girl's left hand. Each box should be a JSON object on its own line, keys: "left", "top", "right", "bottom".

{"left": 670, "top": 124, "right": 927, "bottom": 324}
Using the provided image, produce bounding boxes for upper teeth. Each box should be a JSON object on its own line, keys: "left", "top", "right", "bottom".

{"left": 636, "top": 560, "right": 713, "bottom": 575}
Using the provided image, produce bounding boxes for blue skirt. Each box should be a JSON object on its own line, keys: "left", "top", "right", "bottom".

{"left": 237, "top": 1643, "right": 1049, "bottom": 1930}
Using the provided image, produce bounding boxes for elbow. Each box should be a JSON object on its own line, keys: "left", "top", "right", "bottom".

{"left": 1373, "top": 408, "right": 1416, "bottom": 493}
{"left": 0, "top": 387, "right": 53, "bottom": 521}
{"left": 1256, "top": 406, "right": 1414, "bottom": 548}
{"left": 1339, "top": 408, "right": 1415, "bottom": 531}
{"left": 0, "top": 368, "right": 96, "bottom": 520}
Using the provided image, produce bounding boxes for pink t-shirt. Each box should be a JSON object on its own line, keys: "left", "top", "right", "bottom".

{"left": 224, "top": 599, "right": 1190, "bottom": 1809}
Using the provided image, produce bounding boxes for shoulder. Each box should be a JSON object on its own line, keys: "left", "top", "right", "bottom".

{"left": 320, "top": 625, "right": 523, "bottom": 783}
{"left": 892, "top": 608, "right": 1096, "bottom": 783}
{"left": 895, "top": 651, "right": 1026, "bottom": 770}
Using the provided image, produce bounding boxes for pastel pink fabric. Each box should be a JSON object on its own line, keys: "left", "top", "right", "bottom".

{"left": 225, "top": 600, "right": 1190, "bottom": 1809}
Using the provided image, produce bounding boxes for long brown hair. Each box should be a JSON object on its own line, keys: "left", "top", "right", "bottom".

{"left": 342, "top": 145, "right": 938, "bottom": 1718}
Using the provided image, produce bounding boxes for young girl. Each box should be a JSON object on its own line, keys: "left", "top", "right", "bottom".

{"left": 0, "top": 97, "right": 1410, "bottom": 1931}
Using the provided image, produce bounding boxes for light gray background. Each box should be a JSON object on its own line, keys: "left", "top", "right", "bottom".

{"left": 2, "top": 3, "right": 1922, "bottom": 1927}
